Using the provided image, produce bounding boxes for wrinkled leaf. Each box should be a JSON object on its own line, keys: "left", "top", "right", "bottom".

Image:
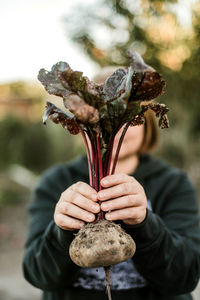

{"left": 57, "top": 68, "right": 103, "bottom": 108}
{"left": 131, "top": 71, "right": 166, "bottom": 101}
{"left": 63, "top": 95, "right": 99, "bottom": 125}
{"left": 38, "top": 62, "right": 72, "bottom": 98}
{"left": 131, "top": 102, "right": 169, "bottom": 129}
{"left": 38, "top": 61, "right": 133, "bottom": 111}
{"left": 127, "top": 50, "right": 166, "bottom": 101}
{"left": 122, "top": 100, "right": 143, "bottom": 125}
{"left": 98, "top": 68, "right": 128, "bottom": 102}
{"left": 43, "top": 102, "right": 80, "bottom": 135}
{"left": 144, "top": 103, "right": 169, "bottom": 129}
{"left": 98, "top": 67, "right": 134, "bottom": 134}
{"left": 127, "top": 50, "right": 155, "bottom": 73}
{"left": 38, "top": 62, "right": 104, "bottom": 109}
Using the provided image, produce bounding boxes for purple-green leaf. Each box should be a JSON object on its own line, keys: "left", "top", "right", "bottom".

{"left": 38, "top": 62, "right": 72, "bottom": 98}
{"left": 43, "top": 101, "right": 80, "bottom": 135}
{"left": 126, "top": 50, "right": 166, "bottom": 101}
{"left": 131, "top": 102, "right": 169, "bottom": 129}
{"left": 63, "top": 95, "right": 99, "bottom": 126}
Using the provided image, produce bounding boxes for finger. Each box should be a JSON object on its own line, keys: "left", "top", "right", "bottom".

{"left": 71, "top": 181, "right": 98, "bottom": 201}
{"left": 105, "top": 207, "right": 145, "bottom": 223}
{"left": 100, "top": 195, "right": 141, "bottom": 212}
{"left": 98, "top": 182, "right": 135, "bottom": 201}
{"left": 55, "top": 213, "right": 85, "bottom": 230}
{"left": 101, "top": 173, "right": 137, "bottom": 188}
{"left": 60, "top": 201, "right": 96, "bottom": 223}
{"left": 71, "top": 192, "right": 100, "bottom": 214}
{"left": 61, "top": 190, "right": 100, "bottom": 214}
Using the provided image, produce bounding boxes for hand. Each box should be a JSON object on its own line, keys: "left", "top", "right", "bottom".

{"left": 98, "top": 173, "right": 147, "bottom": 225}
{"left": 54, "top": 182, "right": 100, "bottom": 231}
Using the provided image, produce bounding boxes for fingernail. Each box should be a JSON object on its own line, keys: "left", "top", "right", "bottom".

{"left": 101, "top": 179, "right": 108, "bottom": 186}
{"left": 88, "top": 215, "right": 94, "bottom": 221}
{"left": 101, "top": 204, "right": 108, "bottom": 210}
{"left": 98, "top": 191, "right": 106, "bottom": 199}
{"left": 106, "top": 213, "right": 111, "bottom": 220}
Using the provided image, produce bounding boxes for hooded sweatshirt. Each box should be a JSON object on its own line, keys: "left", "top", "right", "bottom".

{"left": 23, "top": 154, "right": 200, "bottom": 300}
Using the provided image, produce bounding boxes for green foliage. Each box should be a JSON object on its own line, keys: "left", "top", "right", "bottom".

{"left": 0, "top": 115, "right": 82, "bottom": 173}
{"left": 0, "top": 186, "right": 25, "bottom": 207}
{"left": 0, "top": 172, "right": 30, "bottom": 206}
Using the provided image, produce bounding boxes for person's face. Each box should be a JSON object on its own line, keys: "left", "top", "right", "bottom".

{"left": 112, "top": 124, "right": 144, "bottom": 160}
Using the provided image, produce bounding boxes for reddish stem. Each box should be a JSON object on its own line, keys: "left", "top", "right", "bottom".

{"left": 111, "top": 122, "right": 131, "bottom": 175}
{"left": 96, "top": 135, "right": 103, "bottom": 191}
{"left": 96, "top": 134, "right": 105, "bottom": 221}
{"left": 106, "top": 145, "right": 114, "bottom": 176}
{"left": 79, "top": 128, "right": 93, "bottom": 186}
{"left": 87, "top": 130, "right": 98, "bottom": 190}
{"left": 103, "top": 136, "right": 115, "bottom": 177}
{"left": 93, "top": 135, "right": 99, "bottom": 192}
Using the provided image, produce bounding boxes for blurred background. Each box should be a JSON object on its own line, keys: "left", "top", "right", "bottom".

{"left": 0, "top": 0, "right": 200, "bottom": 299}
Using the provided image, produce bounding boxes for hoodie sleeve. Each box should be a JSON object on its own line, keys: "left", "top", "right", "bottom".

{"left": 22, "top": 165, "right": 80, "bottom": 291}
{"left": 124, "top": 171, "right": 200, "bottom": 296}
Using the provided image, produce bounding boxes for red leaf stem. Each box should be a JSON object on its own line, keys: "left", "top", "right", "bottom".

{"left": 96, "top": 135, "right": 103, "bottom": 191}
{"left": 92, "top": 136, "right": 98, "bottom": 191}
{"left": 79, "top": 128, "right": 93, "bottom": 186}
{"left": 96, "top": 134, "right": 105, "bottom": 221}
{"left": 103, "top": 135, "right": 115, "bottom": 177}
{"left": 105, "top": 138, "right": 115, "bottom": 176}
{"left": 111, "top": 122, "right": 131, "bottom": 175}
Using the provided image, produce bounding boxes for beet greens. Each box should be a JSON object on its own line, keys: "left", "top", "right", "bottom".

{"left": 39, "top": 50, "right": 169, "bottom": 221}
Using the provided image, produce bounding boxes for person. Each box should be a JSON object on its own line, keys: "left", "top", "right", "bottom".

{"left": 23, "top": 74, "right": 200, "bottom": 300}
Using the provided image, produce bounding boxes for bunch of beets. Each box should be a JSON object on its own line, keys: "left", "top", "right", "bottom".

{"left": 38, "top": 50, "right": 169, "bottom": 300}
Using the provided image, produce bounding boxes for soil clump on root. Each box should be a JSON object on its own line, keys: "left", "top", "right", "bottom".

{"left": 69, "top": 220, "right": 136, "bottom": 268}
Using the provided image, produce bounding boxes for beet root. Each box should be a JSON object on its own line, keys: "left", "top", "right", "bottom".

{"left": 69, "top": 220, "right": 136, "bottom": 268}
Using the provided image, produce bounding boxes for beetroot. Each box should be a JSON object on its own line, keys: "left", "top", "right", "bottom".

{"left": 69, "top": 220, "right": 136, "bottom": 268}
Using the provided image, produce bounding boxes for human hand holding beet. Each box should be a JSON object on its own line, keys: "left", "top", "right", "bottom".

{"left": 54, "top": 173, "right": 147, "bottom": 232}
{"left": 99, "top": 173, "right": 147, "bottom": 225}
{"left": 54, "top": 182, "right": 99, "bottom": 231}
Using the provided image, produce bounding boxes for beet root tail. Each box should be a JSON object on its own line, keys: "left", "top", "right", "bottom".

{"left": 104, "top": 266, "right": 112, "bottom": 300}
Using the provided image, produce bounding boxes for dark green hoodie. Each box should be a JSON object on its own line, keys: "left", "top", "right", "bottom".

{"left": 23, "top": 154, "right": 200, "bottom": 300}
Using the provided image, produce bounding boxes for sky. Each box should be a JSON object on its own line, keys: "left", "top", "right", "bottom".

{"left": 0, "top": 0, "right": 196, "bottom": 84}
{"left": 0, "top": 0, "right": 98, "bottom": 84}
